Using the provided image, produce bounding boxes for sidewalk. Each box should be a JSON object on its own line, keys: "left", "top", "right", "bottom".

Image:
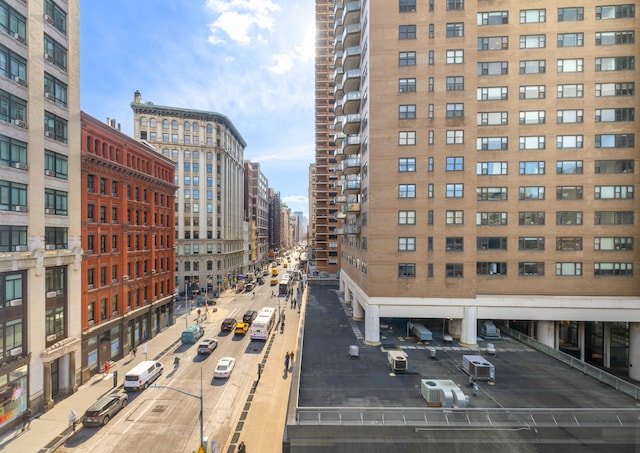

{"left": 223, "top": 284, "right": 306, "bottom": 453}
{"left": 0, "top": 305, "right": 210, "bottom": 453}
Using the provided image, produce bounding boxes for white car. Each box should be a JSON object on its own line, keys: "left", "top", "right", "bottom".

{"left": 214, "top": 357, "right": 236, "bottom": 378}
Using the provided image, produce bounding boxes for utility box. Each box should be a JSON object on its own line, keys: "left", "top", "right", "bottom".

{"left": 462, "top": 355, "right": 495, "bottom": 381}
{"left": 387, "top": 350, "right": 408, "bottom": 373}
{"left": 411, "top": 323, "right": 433, "bottom": 341}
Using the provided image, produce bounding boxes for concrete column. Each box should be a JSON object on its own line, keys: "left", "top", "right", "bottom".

{"left": 629, "top": 323, "right": 640, "bottom": 381}
{"left": 459, "top": 306, "right": 477, "bottom": 347}
{"left": 449, "top": 319, "right": 462, "bottom": 338}
{"left": 42, "top": 361, "right": 54, "bottom": 411}
{"left": 69, "top": 351, "right": 78, "bottom": 392}
{"left": 537, "top": 321, "right": 555, "bottom": 348}
{"left": 364, "top": 303, "right": 380, "bottom": 345}
{"left": 579, "top": 322, "right": 585, "bottom": 362}
{"left": 352, "top": 296, "right": 364, "bottom": 320}
{"left": 344, "top": 286, "right": 351, "bottom": 304}
{"left": 603, "top": 323, "right": 611, "bottom": 369}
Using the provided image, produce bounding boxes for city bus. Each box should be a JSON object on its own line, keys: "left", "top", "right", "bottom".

{"left": 249, "top": 307, "right": 277, "bottom": 340}
{"left": 279, "top": 274, "right": 292, "bottom": 296}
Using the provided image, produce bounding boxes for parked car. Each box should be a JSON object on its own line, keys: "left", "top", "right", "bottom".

{"left": 214, "top": 357, "right": 236, "bottom": 378}
{"left": 245, "top": 283, "right": 255, "bottom": 292}
{"left": 197, "top": 338, "right": 218, "bottom": 355}
{"left": 243, "top": 310, "right": 258, "bottom": 325}
{"left": 234, "top": 322, "right": 249, "bottom": 336}
{"left": 82, "top": 392, "right": 128, "bottom": 427}
{"left": 257, "top": 277, "right": 265, "bottom": 285}
{"left": 221, "top": 318, "right": 237, "bottom": 332}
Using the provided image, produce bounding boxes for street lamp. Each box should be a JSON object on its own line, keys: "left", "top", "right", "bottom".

{"left": 151, "top": 367, "right": 204, "bottom": 451}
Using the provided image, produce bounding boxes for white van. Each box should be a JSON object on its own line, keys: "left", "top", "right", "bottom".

{"left": 123, "top": 361, "right": 163, "bottom": 391}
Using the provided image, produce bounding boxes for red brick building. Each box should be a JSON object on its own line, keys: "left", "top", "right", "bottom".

{"left": 80, "top": 112, "right": 176, "bottom": 380}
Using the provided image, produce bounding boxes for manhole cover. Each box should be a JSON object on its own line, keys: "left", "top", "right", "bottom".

{"left": 152, "top": 404, "right": 168, "bottom": 413}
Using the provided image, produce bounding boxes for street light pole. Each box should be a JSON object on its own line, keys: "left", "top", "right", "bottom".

{"left": 151, "top": 367, "right": 204, "bottom": 451}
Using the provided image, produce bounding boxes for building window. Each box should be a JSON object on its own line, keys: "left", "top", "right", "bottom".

{"left": 399, "top": 25, "right": 416, "bottom": 39}
{"left": 399, "top": 78, "right": 416, "bottom": 92}
{"left": 478, "top": 237, "right": 508, "bottom": 250}
{"left": 446, "top": 157, "right": 464, "bottom": 171}
{"left": 44, "top": 0, "right": 67, "bottom": 35}
{"left": 520, "top": 60, "right": 546, "bottom": 74}
{"left": 446, "top": 103, "right": 464, "bottom": 118}
{"left": 398, "top": 237, "right": 416, "bottom": 251}
{"left": 0, "top": 225, "right": 26, "bottom": 251}
{"left": 519, "top": 237, "right": 545, "bottom": 250}
{"left": 0, "top": 90, "right": 26, "bottom": 124}
{"left": 557, "top": 58, "right": 583, "bottom": 72}
{"left": 398, "top": 184, "right": 416, "bottom": 198}
{"left": 44, "top": 150, "right": 68, "bottom": 179}
{"left": 447, "top": 0, "right": 464, "bottom": 10}
{"left": 557, "top": 33, "right": 583, "bottom": 47}
{"left": 428, "top": 104, "right": 434, "bottom": 118}
{"left": 520, "top": 9, "right": 546, "bottom": 23}
{"left": 595, "top": 160, "right": 634, "bottom": 174}
{"left": 558, "top": 7, "right": 583, "bottom": 22}
{"left": 477, "top": 36, "right": 508, "bottom": 51}
{"left": 476, "top": 212, "right": 507, "bottom": 225}
{"left": 477, "top": 262, "right": 507, "bottom": 276}
{"left": 595, "top": 82, "right": 634, "bottom": 96}
{"left": 596, "top": 56, "right": 635, "bottom": 71}
{"left": 519, "top": 136, "right": 545, "bottom": 150}
{"left": 557, "top": 211, "right": 583, "bottom": 225}
{"left": 399, "top": 131, "right": 416, "bottom": 145}
{"left": 556, "top": 186, "right": 583, "bottom": 200}
{"left": 596, "top": 5, "right": 635, "bottom": 20}
{"left": 399, "top": 104, "right": 416, "bottom": 119}
{"left": 0, "top": 135, "right": 27, "bottom": 169}
{"left": 595, "top": 186, "right": 634, "bottom": 199}
{"left": 594, "top": 237, "right": 633, "bottom": 251}
{"left": 477, "top": 137, "right": 508, "bottom": 151}
{"left": 556, "top": 263, "right": 582, "bottom": 276}
{"left": 44, "top": 188, "right": 67, "bottom": 215}
{"left": 477, "top": 187, "right": 508, "bottom": 201}
{"left": 595, "top": 211, "right": 634, "bottom": 225}
{"left": 446, "top": 264, "right": 463, "bottom": 278}
{"left": 557, "top": 237, "right": 583, "bottom": 251}
{"left": 520, "top": 111, "right": 545, "bottom": 125}
{"left": 447, "top": 23, "right": 464, "bottom": 37}
{"left": 0, "top": 180, "right": 27, "bottom": 212}
{"left": 446, "top": 210, "right": 464, "bottom": 224}
{"left": 428, "top": 77, "right": 434, "bottom": 92}
{"left": 398, "top": 158, "right": 416, "bottom": 172}
{"left": 429, "top": 24, "right": 434, "bottom": 39}
{"left": 477, "top": 11, "right": 508, "bottom": 25}
{"left": 446, "top": 237, "right": 464, "bottom": 251}
{"left": 594, "top": 263, "right": 633, "bottom": 276}
{"left": 398, "top": 210, "right": 416, "bottom": 225}
{"left": 44, "top": 34, "right": 67, "bottom": 71}
{"left": 399, "top": 0, "right": 416, "bottom": 13}
{"left": 446, "top": 183, "right": 464, "bottom": 198}
{"left": 44, "top": 111, "right": 68, "bottom": 143}
{"left": 446, "top": 76, "right": 464, "bottom": 90}
{"left": 556, "top": 135, "right": 583, "bottom": 149}
{"left": 595, "top": 108, "right": 635, "bottom": 122}
{"left": 446, "top": 130, "right": 464, "bottom": 144}
{"left": 557, "top": 84, "right": 583, "bottom": 98}
{"left": 399, "top": 51, "right": 416, "bottom": 66}
{"left": 519, "top": 211, "right": 545, "bottom": 225}
{"left": 44, "top": 73, "right": 67, "bottom": 106}
{"left": 556, "top": 161, "right": 583, "bottom": 175}
{"left": 477, "top": 112, "right": 508, "bottom": 126}
{"left": 428, "top": 130, "right": 434, "bottom": 144}
{"left": 520, "top": 34, "right": 546, "bottom": 49}
{"left": 519, "top": 262, "right": 544, "bottom": 276}
{"left": 557, "top": 109, "right": 583, "bottom": 124}
{"left": 478, "top": 87, "right": 508, "bottom": 101}
{"left": 398, "top": 263, "right": 416, "bottom": 278}
{"left": 518, "top": 161, "right": 544, "bottom": 175}
{"left": 595, "top": 31, "right": 635, "bottom": 46}
{"left": 477, "top": 162, "right": 507, "bottom": 175}
{"left": 519, "top": 186, "right": 545, "bottom": 200}
{"left": 477, "top": 61, "right": 508, "bottom": 75}
{"left": 446, "top": 50, "right": 464, "bottom": 64}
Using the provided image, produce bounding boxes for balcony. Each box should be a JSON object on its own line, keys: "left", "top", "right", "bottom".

{"left": 343, "top": 68, "right": 361, "bottom": 93}
{"left": 344, "top": 224, "right": 361, "bottom": 235}
{"left": 333, "top": 115, "right": 343, "bottom": 133}
{"left": 334, "top": 132, "right": 345, "bottom": 147}
{"left": 342, "top": 91, "right": 361, "bottom": 115}
{"left": 334, "top": 66, "right": 344, "bottom": 85}
{"left": 334, "top": 211, "right": 347, "bottom": 220}
{"left": 334, "top": 148, "right": 346, "bottom": 161}
{"left": 334, "top": 1, "right": 344, "bottom": 17}
{"left": 334, "top": 16, "right": 344, "bottom": 39}
{"left": 342, "top": 175, "right": 361, "bottom": 194}
{"left": 334, "top": 195, "right": 347, "bottom": 204}
{"left": 333, "top": 49, "right": 343, "bottom": 68}
{"left": 343, "top": 1, "right": 361, "bottom": 27}
{"left": 345, "top": 202, "right": 361, "bottom": 213}
{"left": 342, "top": 46, "right": 361, "bottom": 71}
{"left": 343, "top": 113, "right": 361, "bottom": 134}
{"left": 342, "top": 157, "right": 361, "bottom": 174}
{"left": 334, "top": 81, "right": 344, "bottom": 100}
{"left": 343, "top": 22, "right": 361, "bottom": 48}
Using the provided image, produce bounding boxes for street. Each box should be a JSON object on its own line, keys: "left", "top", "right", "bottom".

{"left": 56, "top": 261, "right": 298, "bottom": 453}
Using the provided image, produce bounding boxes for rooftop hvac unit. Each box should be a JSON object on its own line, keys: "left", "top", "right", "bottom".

{"left": 420, "top": 379, "right": 467, "bottom": 408}
{"left": 480, "top": 321, "right": 501, "bottom": 339}
{"left": 462, "top": 355, "right": 495, "bottom": 381}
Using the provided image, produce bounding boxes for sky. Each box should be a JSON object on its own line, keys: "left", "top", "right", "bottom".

{"left": 80, "top": 0, "right": 315, "bottom": 218}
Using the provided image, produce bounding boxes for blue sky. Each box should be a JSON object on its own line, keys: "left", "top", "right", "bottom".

{"left": 80, "top": 0, "right": 315, "bottom": 217}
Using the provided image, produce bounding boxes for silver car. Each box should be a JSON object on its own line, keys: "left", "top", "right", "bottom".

{"left": 83, "top": 392, "right": 128, "bottom": 427}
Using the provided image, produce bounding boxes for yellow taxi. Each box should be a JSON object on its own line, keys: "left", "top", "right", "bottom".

{"left": 270, "top": 277, "right": 278, "bottom": 285}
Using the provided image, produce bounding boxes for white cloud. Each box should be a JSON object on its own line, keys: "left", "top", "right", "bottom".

{"left": 206, "top": 0, "right": 279, "bottom": 46}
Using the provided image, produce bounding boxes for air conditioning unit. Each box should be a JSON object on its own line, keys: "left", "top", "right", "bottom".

{"left": 14, "top": 206, "right": 28, "bottom": 212}
{"left": 45, "top": 92, "right": 55, "bottom": 101}
{"left": 13, "top": 33, "right": 25, "bottom": 44}
{"left": 44, "top": 14, "right": 54, "bottom": 24}
{"left": 12, "top": 119, "right": 26, "bottom": 128}
{"left": 88, "top": 320, "right": 94, "bottom": 326}
{"left": 44, "top": 208, "right": 52, "bottom": 214}
{"left": 46, "top": 334, "right": 57, "bottom": 342}
{"left": 44, "top": 169, "right": 52, "bottom": 176}
{"left": 14, "top": 76, "right": 26, "bottom": 86}
{"left": 10, "top": 347, "right": 22, "bottom": 356}
{"left": 14, "top": 245, "right": 27, "bottom": 251}
{"left": 88, "top": 284, "right": 94, "bottom": 289}
{"left": 112, "top": 279, "right": 117, "bottom": 284}
{"left": 9, "top": 298, "right": 22, "bottom": 306}
{"left": 44, "top": 53, "right": 54, "bottom": 62}
{"left": 13, "top": 162, "right": 28, "bottom": 170}
{"left": 45, "top": 131, "right": 52, "bottom": 137}
{"left": 45, "top": 244, "right": 55, "bottom": 250}
{"left": 46, "top": 291, "right": 57, "bottom": 298}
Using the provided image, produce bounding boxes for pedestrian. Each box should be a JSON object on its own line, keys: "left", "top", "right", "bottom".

{"left": 238, "top": 441, "right": 247, "bottom": 453}
{"left": 290, "top": 351, "right": 295, "bottom": 363}
{"left": 21, "top": 407, "right": 31, "bottom": 431}
{"left": 132, "top": 346, "right": 137, "bottom": 358}
{"left": 285, "top": 356, "right": 290, "bottom": 372}
{"left": 69, "top": 409, "right": 78, "bottom": 432}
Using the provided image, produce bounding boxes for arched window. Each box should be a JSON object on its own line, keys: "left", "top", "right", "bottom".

{"left": 184, "top": 121, "right": 190, "bottom": 131}
{"left": 172, "top": 120, "right": 178, "bottom": 129}
{"left": 162, "top": 119, "right": 169, "bottom": 129}
{"left": 192, "top": 122, "right": 199, "bottom": 132}
{"left": 140, "top": 117, "right": 147, "bottom": 127}
{"left": 206, "top": 124, "right": 213, "bottom": 134}
{"left": 150, "top": 118, "right": 157, "bottom": 127}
